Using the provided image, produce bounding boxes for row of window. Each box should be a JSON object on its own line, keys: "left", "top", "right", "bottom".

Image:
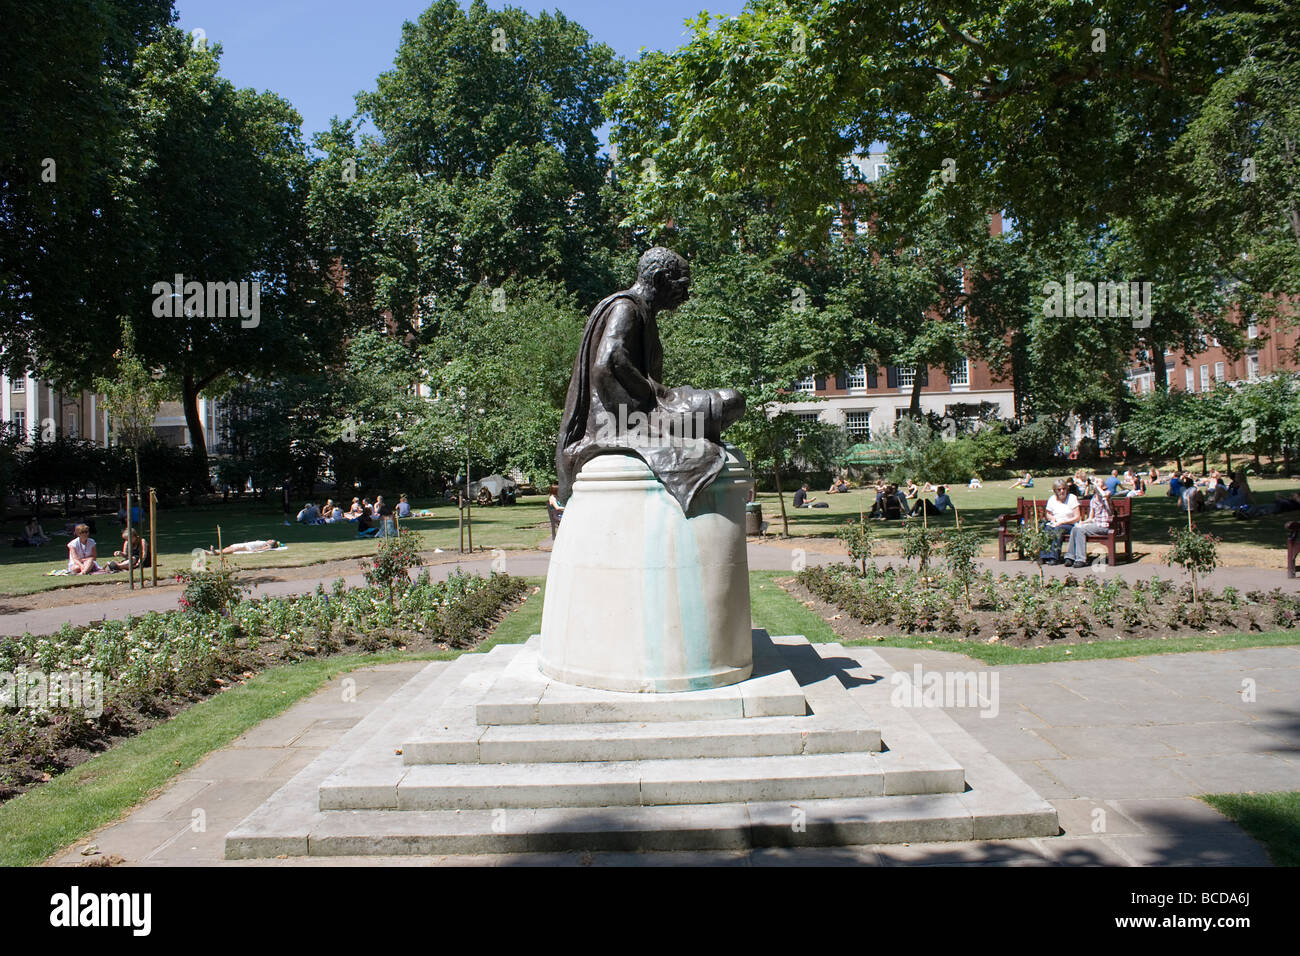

{"left": 794, "top": 359, "right": 969, "bottom": 393}
{"left": 796, "top": 408, "right": 927, "bottom": 442}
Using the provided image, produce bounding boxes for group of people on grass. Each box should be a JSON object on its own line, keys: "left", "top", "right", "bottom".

{"left": 296, "top": 494, "right": 413, "bottom": 537}
{"left": 792, "top": 477, "right": 953, "bottom": 520}
{"left": 64, "top": 524, "right": 152, "bottom": 575}
{"left": 1168, "top": 468, "right": 1300, "bottom": 519}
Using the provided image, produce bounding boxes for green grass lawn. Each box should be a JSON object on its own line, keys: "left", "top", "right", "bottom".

{"left": 0, "top": 496, "right": 554, "bottom": 596}
{"left": 1202, "top": 791, "right": 1300, "bottom": 866}
{"left": 754, "top": 475, "right": 1300, "bottom": 559}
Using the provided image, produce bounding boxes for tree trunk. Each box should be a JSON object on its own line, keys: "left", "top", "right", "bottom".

{"left": 1201, "top": 452, "right": 1208, "bottom": 475}
{"left": 1151, "top": 348, "right": 1168, "bottom": 391}
{"left": 181, "top": 373, "right": 211, "bottom": 494}
{"left": 133, "top": 446, "right": 142, "bottom": 508}
{"left": 1226, "top": 450, "right": 1232, "bottom": 474}
{"left": 772, "top": 461, "right": 789, "bottom": 537}
{"left": 909, "top": 373, "right": 923, "bottom": 418}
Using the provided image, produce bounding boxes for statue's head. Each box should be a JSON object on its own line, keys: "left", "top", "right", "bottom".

{"left": 636, "top": 247, "right": 691, "bottom": 309}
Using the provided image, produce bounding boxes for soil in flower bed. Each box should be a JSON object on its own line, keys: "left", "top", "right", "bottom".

{"left": 786, "top": 563, "right": 1300, "bottom": 648}
{"left": 0, "top": 572, "right": 531, "bottom": 803}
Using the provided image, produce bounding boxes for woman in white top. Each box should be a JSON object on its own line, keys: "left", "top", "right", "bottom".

{"left": 1043, "top": 480, "right": 1081, "bottom": 564}
{"left": 67, "top": 524, "right": 98, "bottom": 574}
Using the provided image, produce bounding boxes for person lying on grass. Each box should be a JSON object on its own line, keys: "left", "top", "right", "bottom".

{"left": 205, "top": 539, "right": 282, "bottom": 554}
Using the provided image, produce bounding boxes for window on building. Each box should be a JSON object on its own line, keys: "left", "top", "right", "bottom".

{"left": 844, "top": 411, "right": 871, "bottom": 441}
{"left": 874, "top": 163, "right": 890, "bottom": 181}
{"left": 896, "top": 366, "right": 916, "bottom": 389}
{"left": 1247, "top": 350, "right": 1260, "bottom": 382}
{"left": 1247, "top": 322, "right": 1258, "bottom": 339}
{"left": 793, "top": 375, "right": 816, "bottom": 394}
{"left": 1200, "top": 364, "right": 1210, "bottom": 391}
{"left": 11, "top": 411, "right": 24, "bottom": 435}
{"left": 1186, "top": 369, "right": 1195, "bottom": 392}
{"left": 948, "top": 358, "right": 969, "bottom": 387}
{"left": 11, "top": 374, "right": 24, "bottom": 392}
{"left": 846, "top": 366, "right": 867, "bottom": 390}
{"left": 1214, "top": 362, "right": 1225, "bottom": 382}
{"left": 794, "top": 412, "right": 820, "bottom": 440}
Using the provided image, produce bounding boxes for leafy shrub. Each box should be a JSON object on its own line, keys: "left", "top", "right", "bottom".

{"left": 361, "top": 528, "right": 423, "bottom": 604}
{"left": 836, "top": 517, "right": 875, "bottom": 575}
{"left": 1165, "top": 525, "right": 1220, "bottom": 604}
{"left": 175, "top": 565, "right": 249, "bottom": 615}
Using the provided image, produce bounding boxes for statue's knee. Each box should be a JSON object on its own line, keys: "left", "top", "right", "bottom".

{"left": 719, "top": 388, "right": 745, "bottom": 424}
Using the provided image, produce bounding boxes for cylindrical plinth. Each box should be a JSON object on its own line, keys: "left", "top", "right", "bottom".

{"left": 539, "top": 447, "right": 753, "bottom": 693}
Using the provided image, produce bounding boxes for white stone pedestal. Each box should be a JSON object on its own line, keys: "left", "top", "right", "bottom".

{"left": 538, "top": 446, "right": 753, "bottom": 693}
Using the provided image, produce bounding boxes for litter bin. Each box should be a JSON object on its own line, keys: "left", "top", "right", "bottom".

{"left": 745, "top": 501, "right": 763, "bottom": 535}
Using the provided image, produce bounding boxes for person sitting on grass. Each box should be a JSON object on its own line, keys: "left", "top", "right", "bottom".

{"left": 1218, "top": 471, "right": 1253, "bottom": 511}
{"left": 296, "top": 502, "right": 322, "bottom": 525}
{"left": 108, "top": 528, "right": 150, "bottom": 572}
{"left": 66, "top": 524, "right": 98, "bottom": 574}
{"left": 1063, "top": 487, "right": 1111, "bottom": 568}
{"left": 346, "top": 498, "right": 363, "bottom": 519}
{"left": 23, "top": 516, "right": 49, "bottom": 547}
{"left": 397, "top": 494, "right": 412, "bottom": 518}
{"left": 793, "top": 483, "right": 815, "bottom": 508}
{"left": 910, "top": 485, "right": 952, "bottom": 517}
{"left": 968, "top": 476, "right": 983, "bottom": 489}
{"left": 208, "top": 539, "right": 281, "bottom": 554}
{"left": 1010, "top": 471, "right": 1033, "bottom": 489}
{"left": 903, "top": 478, "right": 920, "bottom": 500}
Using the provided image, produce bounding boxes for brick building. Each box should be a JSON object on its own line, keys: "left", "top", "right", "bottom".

{"left": 1126, "top": 317, "right": 1300, "bottom": 396}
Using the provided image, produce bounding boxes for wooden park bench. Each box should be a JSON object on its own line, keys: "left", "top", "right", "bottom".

{"left": 997, "top": 495, "right": 1133, "bottom": 564}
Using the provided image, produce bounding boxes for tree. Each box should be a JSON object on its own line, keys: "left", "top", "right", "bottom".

{"left": 311, "top": 0, "right": 626, "bottom": 344}
{"left": 421, "top": 281, "right": 586, "bottom": 485}
{"left": 0, "top": 0, "right": 173, "bottom": 375}
{"left": 94, "top": 321, "right": 168, "bottom": 498}
{"left": 1174, "top": 1, "right": 1300, "bottom": 315}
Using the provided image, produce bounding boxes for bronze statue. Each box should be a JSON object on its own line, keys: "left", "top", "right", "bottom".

{"left": 556, "top": 248, "right": 744, "bottom": 513}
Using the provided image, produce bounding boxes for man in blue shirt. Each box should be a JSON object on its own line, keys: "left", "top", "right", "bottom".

{"left": 911, "top": 486, "right": 952, "bottom": 517}
{"left": 1103, "top": 469, "right": 1123, "bottom": 496}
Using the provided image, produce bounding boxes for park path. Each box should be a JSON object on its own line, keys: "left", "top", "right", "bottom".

{"left": 46, "top": 643, "right": 1299, "bottom": 866}
{"left": 2, "top": 541, "right": 1297, "bottom": 637}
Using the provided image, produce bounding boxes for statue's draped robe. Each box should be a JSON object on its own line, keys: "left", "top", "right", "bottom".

{"left": 557, "top": 291, "right": 727, "bottom": 513}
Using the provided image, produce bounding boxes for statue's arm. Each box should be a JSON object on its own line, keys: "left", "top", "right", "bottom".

{"left": 594, "top": 305, "right": 659, "bottom": 406}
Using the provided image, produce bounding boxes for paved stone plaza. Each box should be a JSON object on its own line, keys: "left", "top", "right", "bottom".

{"left": 49, "top": 642, "right": 1297, "bottom": 866}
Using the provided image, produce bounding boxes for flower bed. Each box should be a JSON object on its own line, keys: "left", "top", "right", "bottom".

{"left": 0, "top": 570, "right": 529, "bottom": 802}
{"left": 794, "top": 562, "right": 1300, "bottom": 646}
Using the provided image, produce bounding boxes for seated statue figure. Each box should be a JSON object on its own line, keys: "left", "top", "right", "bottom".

{"left": 556, "top": 247, "right": 745, "bottom": 513}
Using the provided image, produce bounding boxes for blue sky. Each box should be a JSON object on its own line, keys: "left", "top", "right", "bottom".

{"left": 174, "top": 0, "right": 749, "bottom": 143}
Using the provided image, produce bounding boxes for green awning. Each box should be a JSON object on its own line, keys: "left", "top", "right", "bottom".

{"left": 842, "top": 443, "right": 905, "bottom": 465}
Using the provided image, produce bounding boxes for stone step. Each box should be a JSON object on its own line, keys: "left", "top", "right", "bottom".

{"left": 319, "top": 750, "right": 965, "bottom": 811}
{"left": 228, "top": 791, "right": 1056, "bottom": 858}
{"left": 402, "top": 713, "right": 880, "bottom": 764}
{"left": 474, "top": 638, "right": 808, "bottom": 725}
